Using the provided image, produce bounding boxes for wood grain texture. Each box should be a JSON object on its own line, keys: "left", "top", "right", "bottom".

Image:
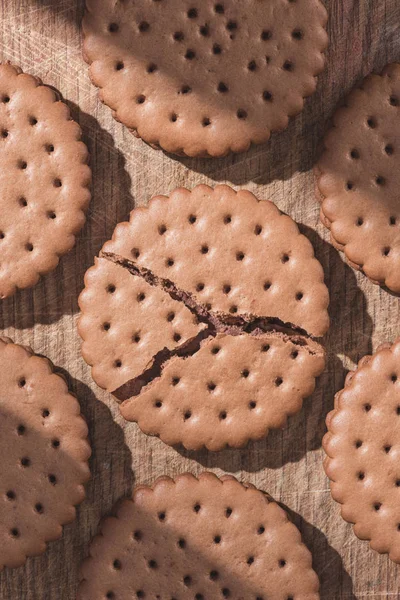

{"left": 0, "top": 0, "right": 399, "bottom": 598}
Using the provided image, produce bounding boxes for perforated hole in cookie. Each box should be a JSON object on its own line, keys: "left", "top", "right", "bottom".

{"left": 200, "top": 24, "right": 210, "bottom": 37}
{"left": 367, "top": 117, "right": 377, "bottom": 129}
{"left": 1, "top": 94, "right": 10, "bottom": 103}
{"left": 19, "top": 197, "right": 28, "bottom": 207}
{"left": 133, "top": 529, "right": 142, "bottom": 541}
{"left": 185, "top": 49, "right": 196, "bottom": 60}
{"left": 138, "top": 21, "right": 150, "bottom": 33}
{"left": 10, "top": 528, "right": 20, "bottom": 538}
{"left": 115, "top": 61, "right": 124, "bottom": 71}
{"left": 18, "top": 160, "right": 27, "bottom": 170}
{"left": 375, "top": 175, "right": 385, "bottom": 186}
{"left": 350, "top": 148, "right": 360, "bottom": 159}
{"left": 1, "top": 128, "right": 8, "bottom": 139}
{"left": 383, "top": 247, "right": 391, "bottom": 257}
{"left": 389, "top": 95, "right": 399, "bottom": 107}
{"left": 237, "top": 109, "right": 247, "bottom": 120}
{"left": 202, "top": 117, "right": 211, "bottom": 127}
{"left": 385, "top": 144, "right": 394, "bottom": 155}
{"left": 114, "top": 359, "right": 122, "bottom": 368}
{"left": 136, "top": 95, "right": 146, "bottom": 104}
{"left": 179, "top": 84, "right": 191, "bottom": 94}
{"left": 183, "top": 575, "right": 192, "bottom": 586}
{"left": 17, "top": 424, "right": 25, "bottom": 435}
{"left": 212, "top": 43, "right": 222, "bottom": 54}
{"left": 248, "top": 60, "right": 257, "bottom": 72}
{"left": 222, "top": 588, "right": 230, "bottom": 597}
{"left": 218, "top": 82, "right": 229, "bottom": 93}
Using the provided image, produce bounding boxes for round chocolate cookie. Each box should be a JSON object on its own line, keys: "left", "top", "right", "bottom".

{"left": 316, "top": 63, "right": 400, "bottom": 293}
{"left": 78, "top": 472, "right": 320, "bottom": 600}
{"left": 324, "top": 338, "right": 400, "bottom": 563}
{"left": 0, "top": 63, "right": 91, "bottom": 299}
{"left": 82, "top": 0, "right": 328, "bottom": 157}
{"left": 0, "top": 337, "right": 91, "bottom": 570}
{"left": 79, "top": 185, "right": 328, "bottom": 450}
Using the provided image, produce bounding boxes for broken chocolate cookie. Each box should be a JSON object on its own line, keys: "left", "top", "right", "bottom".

{"left": 78, "top": 185, "right": 329, "bottom": 450}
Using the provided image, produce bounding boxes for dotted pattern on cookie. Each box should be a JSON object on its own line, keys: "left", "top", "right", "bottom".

{"left": 120, "top": 332, "right": 325, "bottom": 451}
{"left": 83, "top": 0, "right": 328, "bottom": 157}
{"left": 0, "top": 63, "right": 91, "bottom": 298}
{"left": 0, "top": 338, "right": 90, "bottom": 570}
{"left": 78, "top": 258, "right": 205, "bottom": 392}
{"left": 78, "top": 473, "right": 320, "bottom": 600}
{"left": 316, "top": 63, "right": 400, "bottom": 292}
{"left": 103, "top": 185, "right": 329, "bottom": 337}
{"left": 324, "top": 338, "right": 400, "bottom": 563}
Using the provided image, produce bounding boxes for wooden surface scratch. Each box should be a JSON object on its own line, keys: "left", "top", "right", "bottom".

{"left": 0, "top": 0, "right": 400, "bottom": 598}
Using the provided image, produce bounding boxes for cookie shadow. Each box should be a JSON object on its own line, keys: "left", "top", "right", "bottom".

{"left": 177, "top": 225, "right": 373, "bottom": 472}
{"left": 283, "top": 504, "right": 356, "bottom": 600}
{"left": 0, "top": 103, "right": 134, "bottom": 330}
{"left": 0, "top": 372, "right": 134, "bottom": 600}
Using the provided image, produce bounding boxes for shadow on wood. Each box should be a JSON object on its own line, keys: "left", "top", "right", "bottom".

{"left": 283, "top": 504, "right": 356, "bottom": 600}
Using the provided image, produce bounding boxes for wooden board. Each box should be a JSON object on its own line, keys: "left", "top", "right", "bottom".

{"left": 0, "top": 0, "right": 399, "bottom": 598}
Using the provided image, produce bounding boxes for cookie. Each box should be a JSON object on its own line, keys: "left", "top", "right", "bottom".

{"left": 0, "top": 337, "right": 91, "bottom": 570}
{"left": 79, "top": 185, "right": 328, "bottom": 450}
{"left": 323, "top": 338, "right": 400, "bottom": 563}
{"left": 82, "top": 0, "right": 328, "bottom": 157}
{"left": 0, "top": 63, "right": 91, "bottom": 299}
{"left": 316, "top": 63, "right": 400, "bottom": 293}
{"left": 78, "top": 472, "right": 320, "bottom": 600}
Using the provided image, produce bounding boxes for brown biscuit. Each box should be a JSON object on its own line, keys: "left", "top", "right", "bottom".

{"left": 323, "top": 338, "right": 400, "bottom": 563}
{"left": 316, "top": 63, "right": 400, "bottom": 293}
{"left": 79, "top": 185, "right": 328, "bottom": 449}
{"left": 0, "top": 337, "right": 91, "bottom": 570}
{"left": 0, "top": 63, "right": 91, "bottom": 299}
{"left": 78, "top": 472, "right": 320, "bottom": 600}
{"left": 102, "top": 185, "right": 329, "bottom": 337}
{"left": 82, "top": 0, "right": 328, "bottom": 157}
{"left": 120, "top": 332, "right": 325, "bottom": 451}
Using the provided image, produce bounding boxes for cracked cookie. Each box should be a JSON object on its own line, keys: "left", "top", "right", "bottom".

{"left": 78, "top": 185, "right": 329, "bottom": 450}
